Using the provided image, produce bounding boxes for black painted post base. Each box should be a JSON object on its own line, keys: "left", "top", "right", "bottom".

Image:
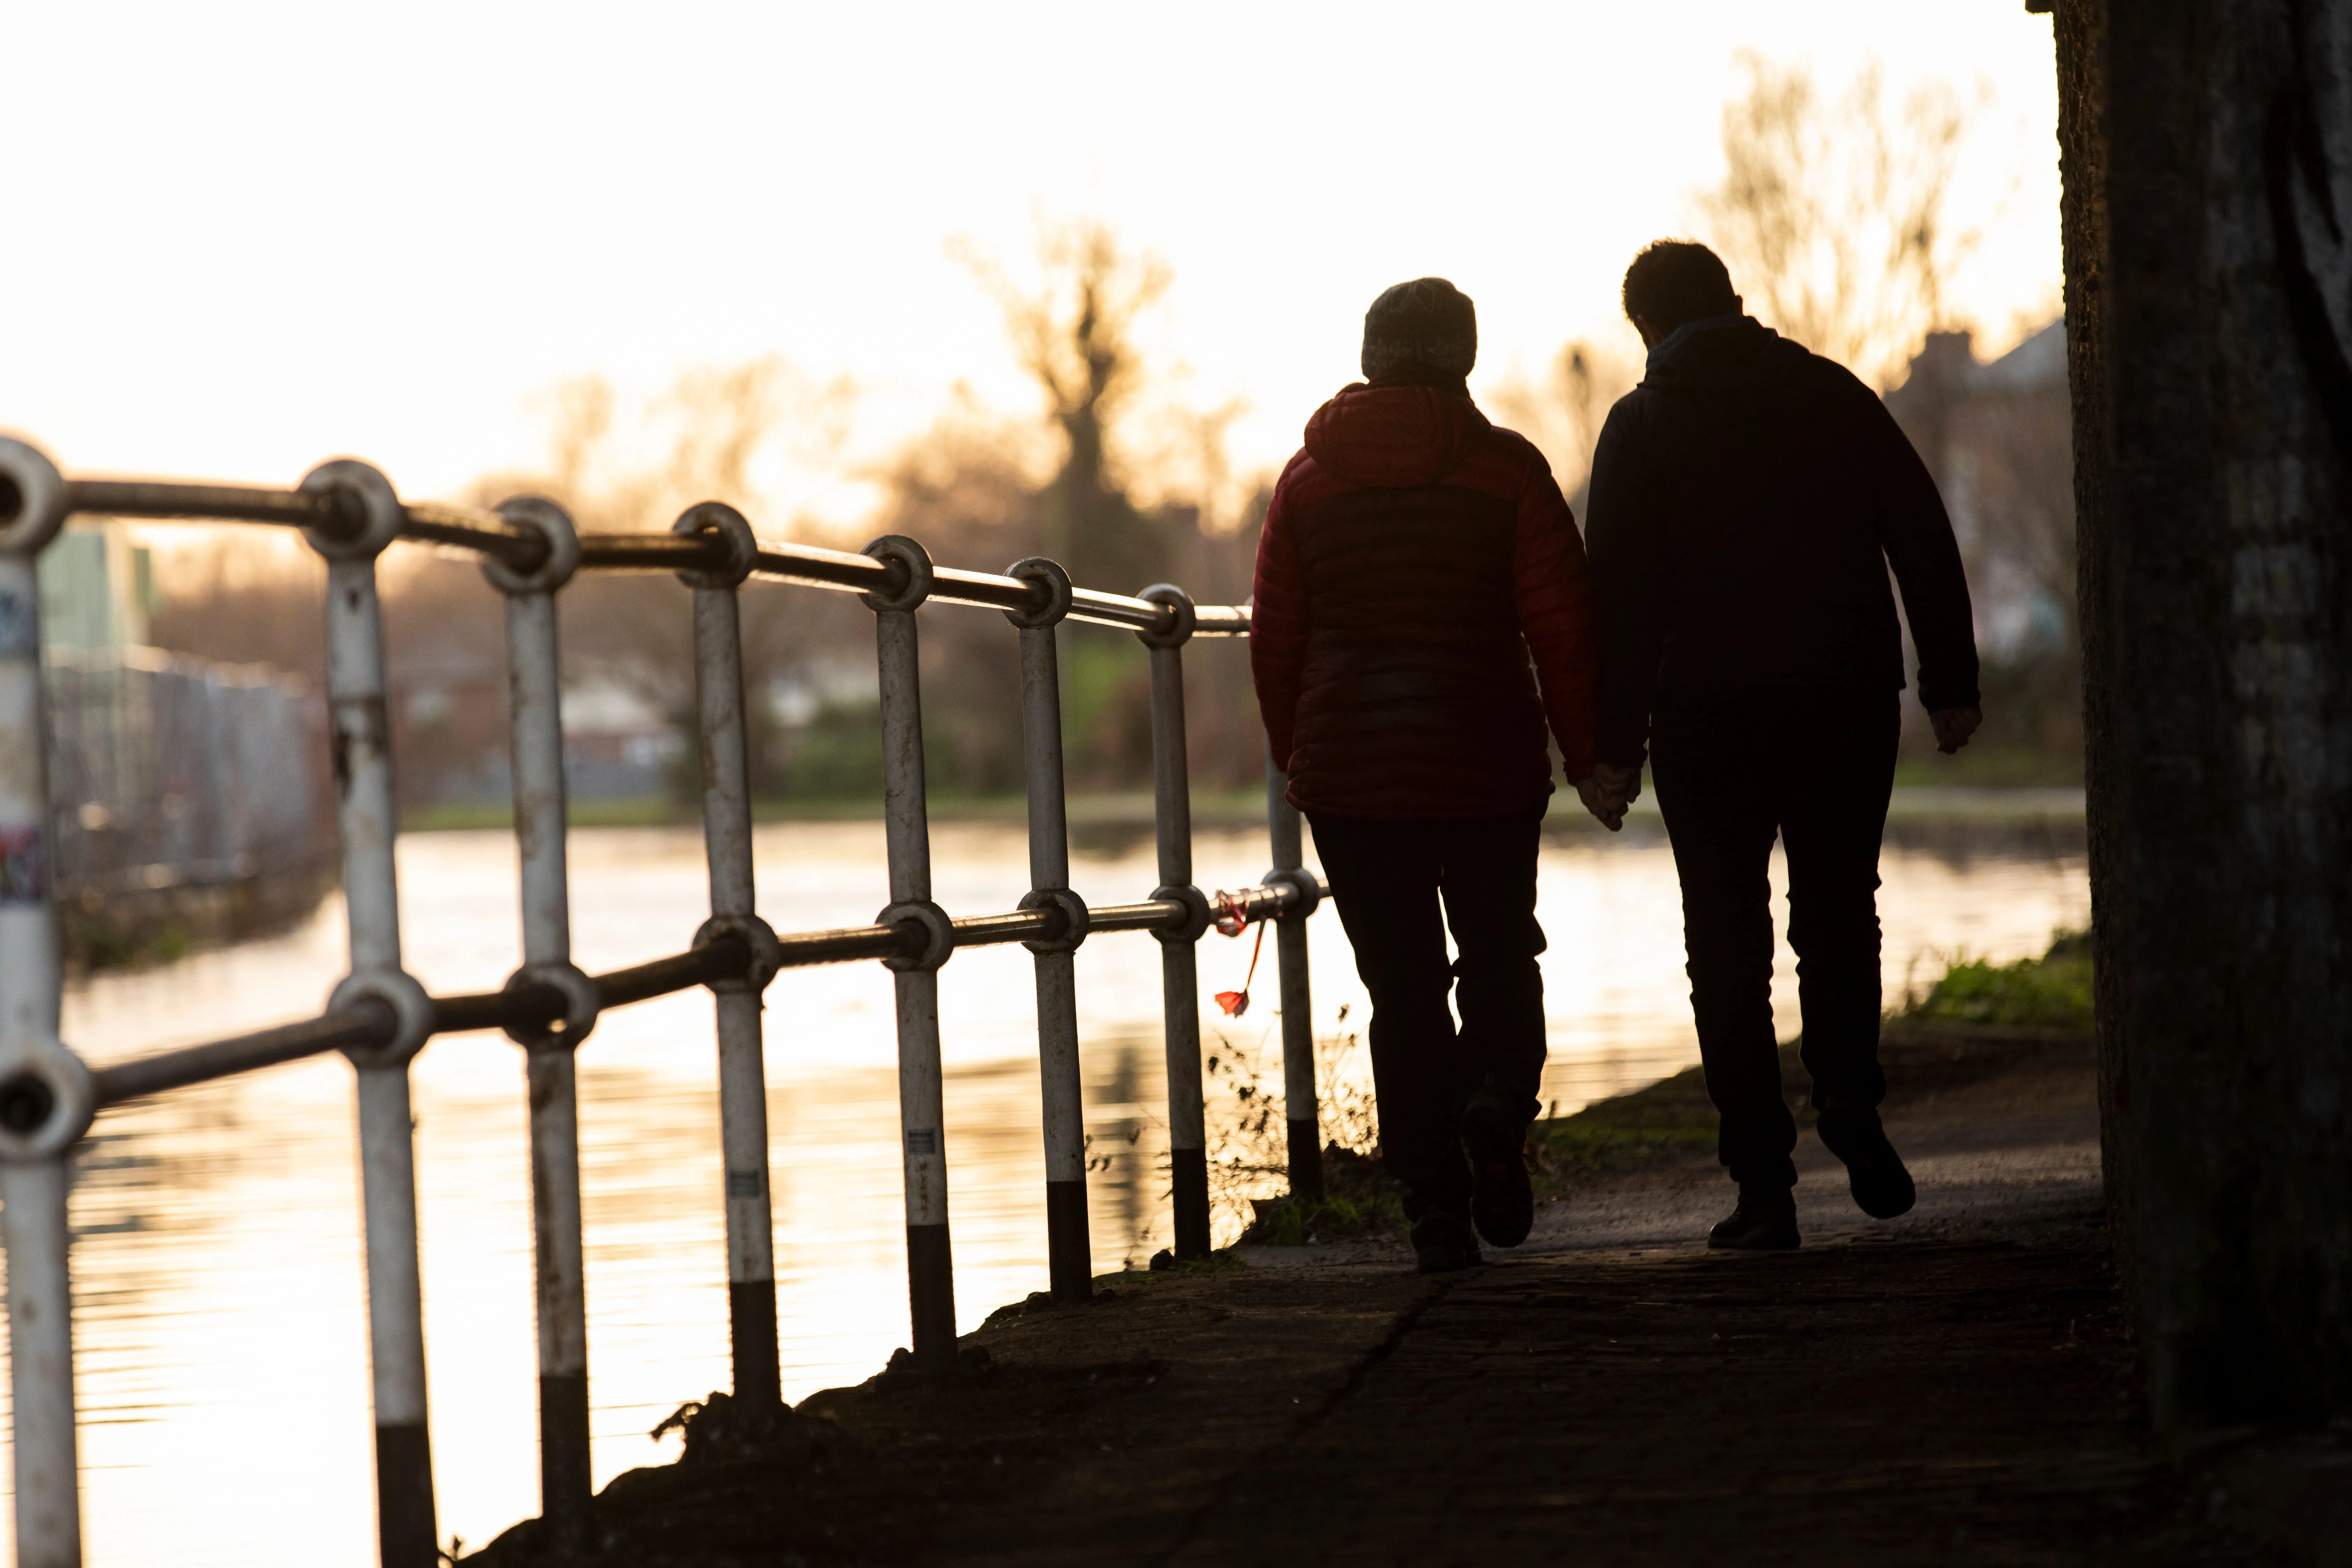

{"left": 374, "top": 1420, "right": 439, "bottom": 1568}
{"left": 1045, "top": 1178, "right": 1092, "bottom": 1301}
{"left": 1287, "top": 1116, "right": 1325, "bottom": 1202}
{"left": 728, "top": 1277, "right": 782, "bottom": 1408}
{"left": 1170, "top": 1144, "right": 1211, "bottom": 1258}
{"left": 906, "top": 1221, "right": 958, "bottom": 1366}
{"left": 538, "top": 1371, "right": 593, "bottom": 1553}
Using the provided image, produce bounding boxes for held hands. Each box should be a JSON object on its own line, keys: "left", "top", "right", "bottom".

{"left": 1575, "top": 708, "right": 1980, "bottom": 835}
{"left": 1930, "top": 705, "right": 1983, "bottom": 755}
{"left": 1576, "top": 762, "right": 1644, "bottom": 832}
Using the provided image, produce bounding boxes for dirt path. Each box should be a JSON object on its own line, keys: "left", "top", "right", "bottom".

{"left": 472, "top": 1035, "right": 2350, "bottom": 1566}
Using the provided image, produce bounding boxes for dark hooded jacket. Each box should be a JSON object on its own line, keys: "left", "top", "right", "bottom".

{"left": 1584, "top": 314, "right": 1979, "bottom": 768}
{"left": 1250, "top": 379, "right": 1598, "bottom": 819}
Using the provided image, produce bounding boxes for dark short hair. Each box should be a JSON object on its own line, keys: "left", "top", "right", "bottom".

{"left": 1621, "top": 241, "right": 1738, "bottom": 335}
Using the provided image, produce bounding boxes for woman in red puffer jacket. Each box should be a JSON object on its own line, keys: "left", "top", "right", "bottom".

{"left": 1250, "top": 277, "right": 1609, "bottom": 1274}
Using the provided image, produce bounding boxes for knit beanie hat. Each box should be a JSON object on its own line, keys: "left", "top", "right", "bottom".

{"left": 1360, "top": 277, "right": 1478, "bottom": 380}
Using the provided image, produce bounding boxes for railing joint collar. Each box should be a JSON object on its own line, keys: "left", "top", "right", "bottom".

{"left": 673, "top": 501, "right": 759, "bottom": 589}
{"left": 1261, "top": 867, "right": 1325, "bottom": 920}
{"left": 1003, "top": 556, "right": 1073, "bottom": 629}
{"left": 878, "top": 899, "right": 955, "bottom": 972}
{"left": 501, "top": 960, "right": 600, "bottom": 1049}
{"left": 1018, "top": 887, "right": 1091, "bottom": 953}
{"left": 1149, "top": 883, "right": 1214, "bottom": 944}
{"left": 298, "top": 459, "right": 402, "bottom": 561}
{"left": 694, "top": 914, "right": 781, "bottom": 993}
{"left": 331, "top": 969, "right": 436, "bottom": 1066}
{"left": 481, "top": 496, "right": 580, "bottom": 595}
{"left": 1136, "top": 583, "right": 1196, "bottom": 648}
{"left": 860, "top": 534, "right": 934, "bottom": 613}
{"left": 0, "top": 1036, "right": 94, "bottom": 1162}
{"left": 0, "top": 439, "right": 69, "bottom": 556}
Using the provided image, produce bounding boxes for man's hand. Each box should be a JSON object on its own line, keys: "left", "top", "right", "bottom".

{"left": 1930, "top": 705, "right": 1983, "bottom": 755}
{"left": 1576, "top": 762, "right": 1644, "bottom": 832}
{"left": 1594, "top": 762, "right": 1642, "bottom": 804}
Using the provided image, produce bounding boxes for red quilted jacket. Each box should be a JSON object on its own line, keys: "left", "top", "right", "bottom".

{"left": 1251, "top": 382, "right": 1598, "bottom": 820}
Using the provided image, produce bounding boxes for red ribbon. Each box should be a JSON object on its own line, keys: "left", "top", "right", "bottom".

{"left": 1214, "top": 906, "right": 1268, "bottom": 1018}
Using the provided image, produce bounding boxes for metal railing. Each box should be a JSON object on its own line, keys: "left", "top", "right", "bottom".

{"left": 0, "top": 437, "right": 1325, "bottom": 1567}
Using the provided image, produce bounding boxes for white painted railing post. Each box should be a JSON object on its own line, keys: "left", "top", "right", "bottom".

{"left": 1265, "top": 749, "right": 1323, "bottom": 1201}
{"left": 1138, "top": 585, "right": 1213, "bottom": 1258}
{"left": 0, "top": 438, "right": 95, "bottom": 1568}
{"left": 1006, "top": 557, "right": 1092, "bottom": 1301}
{"left": 484, "top": 497, "right": 601, "bottom": 1551}
{"left": 673, "top": 503, "right": 785, "bottom": 1406}
{"left": 863, "top": 534, "right": 959, "bottom": 1365}
{"left": 300, "top": 460, "right": 441, "bottom": 1568}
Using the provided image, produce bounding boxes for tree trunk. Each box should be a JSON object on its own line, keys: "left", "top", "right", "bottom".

{"left": 2058, "top": 0, "right": 2352, "bottom": 1427}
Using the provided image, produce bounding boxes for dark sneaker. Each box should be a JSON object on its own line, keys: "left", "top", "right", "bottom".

{"left": 1410, "top": 1209, "right": 1484, "bottom": 1274}
{"left": 1815, "top": 1101, "right": 1917, "bottom": 1219}
{"left": 1708, "top": 1185, "right": 1800, "bottom": 1251}
{"left": 1460, "top": 1093, "right": 1534, "bottom": 1248}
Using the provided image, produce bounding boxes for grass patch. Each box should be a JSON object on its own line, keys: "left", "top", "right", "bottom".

{"left": 1148, "top": 1248, "right": 1250, "bottom": 1276}
{"left": 61, "top": 913, "right": 191, "bottom": 973}
{"left": 1906, "top": 930, "right": 2091, "bottom": 1030}
{"left": 1531, "top": 1118, "right": 1718, "bottom": 1180}
{"left": 1891, "top": 743, "right": 2083, "bottom": 789}
{"left": 1242, "top": 1191, "right": 1398, "bottom": 1246}
{"left": 1240, "top": 1148, "right": 1406, "bottom": 1244}
{"left": 1528, "top": 1067, "right": 1719, "bottom": 1193}
{"left": 402, "top": 796, "right": 681, "bottom": 832}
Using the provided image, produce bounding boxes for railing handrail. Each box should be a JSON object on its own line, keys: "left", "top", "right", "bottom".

{"left": 81, "top": 881, "right": 1313, "bottom": 1110}
{"left": 47, "top": 471, "right": 1250, "bottom": 638}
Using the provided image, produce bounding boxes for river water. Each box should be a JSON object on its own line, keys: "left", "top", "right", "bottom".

{"left": 15, "top": 815, "right": 2086, "bottom": 1563}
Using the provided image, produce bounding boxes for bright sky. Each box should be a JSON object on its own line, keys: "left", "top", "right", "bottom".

{"left": 4, "top": 2, "right": 2060, "bottom": 537}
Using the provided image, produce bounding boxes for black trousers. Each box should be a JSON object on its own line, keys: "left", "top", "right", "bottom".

{"left": 1650, "top": 691, "right": 1900, "bottom": 1189}
{"left": 1305, "top": 812, "right": 1547, "bottom": 1217}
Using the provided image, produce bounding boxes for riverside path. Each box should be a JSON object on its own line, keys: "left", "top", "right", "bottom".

{"left": 465, "top": 1020, "right": 2352, "bottom": 1567}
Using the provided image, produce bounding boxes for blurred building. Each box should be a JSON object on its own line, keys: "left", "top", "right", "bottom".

{"left": 38, "top": 520, "right": 154, "bottom": 654}
{"left": 556, "top": 679, "right": 685, "bottom": 801}
{"left": 1884, "top": 320, "right": 2076, "bottom": 665}
{"left": 384, "top": 639, "right": 687, "bottom": 808}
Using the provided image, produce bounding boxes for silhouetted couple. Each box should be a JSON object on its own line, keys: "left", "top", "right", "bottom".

{"left": 1249, "top": 244, "right": 1980, "bottom": 1272}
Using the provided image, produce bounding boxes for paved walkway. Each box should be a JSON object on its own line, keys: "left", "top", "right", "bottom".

{"left": 474, "top": 1041, "right": 2349, "bottom": 1567}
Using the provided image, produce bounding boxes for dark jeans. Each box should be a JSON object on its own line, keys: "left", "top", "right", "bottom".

{"left": 1306, "top": 812, "right": 1547, "bottom": 1218}
{"left": 1650, "top": 691, "right": 1900, "bottom": 1190}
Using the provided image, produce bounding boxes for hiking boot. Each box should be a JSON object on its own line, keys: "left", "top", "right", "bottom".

{"left": 1814, "top": 1100, "right": 1917, "bottom": 1219}
{"left": 1708, "top": 1184, "right": 1800, "bottom": 1251}
{"left": 1410, "top": 1208, "right": 1483, "bottom": 1274}
{"left": 1460, "top": 1092, "right": 1535, "bottom": 1248}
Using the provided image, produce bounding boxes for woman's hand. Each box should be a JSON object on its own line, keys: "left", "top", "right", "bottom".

{"left": 1576, "top": 763, "right": 1643, "bottom": 832}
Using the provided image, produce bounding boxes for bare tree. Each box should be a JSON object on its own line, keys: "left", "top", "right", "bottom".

{"left": 146, "top": 533, "right": 326, "bottom": 683}
{"left": 459, "top": 358, "right": 862, "bottom": 799}
{"left": 951, "top": 219, "right": 1180, "bottom": 589}
{"left": 1487, "top": 337, "right": 1641, "bottom": 512}
{"left": 1699, "top": 53, "right": 1983, "bottom": 387}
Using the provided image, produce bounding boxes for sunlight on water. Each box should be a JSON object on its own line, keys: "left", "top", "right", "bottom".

{"left": 6, "top": 818, "right": 2086, "bottom": 1564}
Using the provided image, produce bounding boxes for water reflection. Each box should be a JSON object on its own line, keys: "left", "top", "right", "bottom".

{"left": 13, "top": 818, "right": 2086, "bottom": 1563}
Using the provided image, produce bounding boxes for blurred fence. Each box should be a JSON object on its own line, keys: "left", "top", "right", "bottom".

{"left": 43, "top": 647, "right": 330, "bottom": 950}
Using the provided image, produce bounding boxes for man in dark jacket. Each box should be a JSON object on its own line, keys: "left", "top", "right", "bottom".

{"left": 1252, "top": 277, "right": 1606, "bottom": 1274}
{"left": 1584, "top": 240, "right": 1982, "bottom": 1251}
